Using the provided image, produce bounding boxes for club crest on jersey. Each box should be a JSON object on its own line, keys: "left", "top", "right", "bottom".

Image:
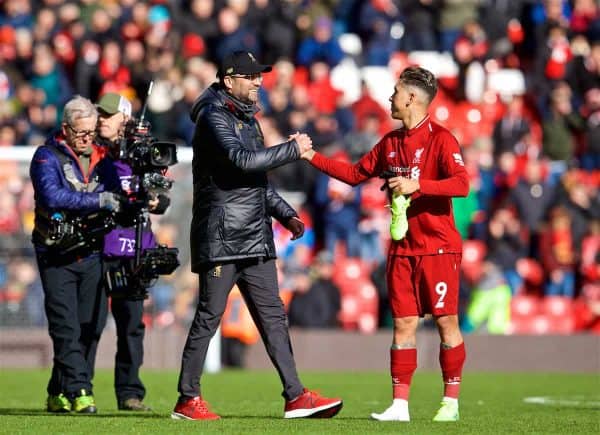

{"left": 387, "top": 151, "right": 396, "bottom": 158}
{"left": 453, "top": 153, "right": 465, "bottom": 166}
{"left": 412, "top": 148, "right": 424, "bottom": 164}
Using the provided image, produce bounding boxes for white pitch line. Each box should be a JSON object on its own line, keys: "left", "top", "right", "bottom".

{"left": 523, "top": 396, "right": 600, "bottom": 408}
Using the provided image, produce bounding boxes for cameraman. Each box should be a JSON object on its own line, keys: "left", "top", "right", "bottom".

{"left": 31, "top": 95, "right": 123, "bottom": 414}
{"left": 95, "top": 92, "right": 166, "bottom": 412}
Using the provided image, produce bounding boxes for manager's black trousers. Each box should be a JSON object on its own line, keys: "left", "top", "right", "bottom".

{"left": 36, "top": 253, "right": 107, "bottom": 397}
{"left": 177, "top": 258, "right": 303, "bottom": 400}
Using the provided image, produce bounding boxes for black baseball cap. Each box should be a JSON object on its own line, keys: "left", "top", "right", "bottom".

{"left": 218, "top": 51, "right": 272, "bottom": 77}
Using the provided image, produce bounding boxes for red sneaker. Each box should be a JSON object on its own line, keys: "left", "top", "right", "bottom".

{"left": 284, "top": 389, "right": 343, "bottom": 419}
{"left": 171, "top": 396, "right": 220, "bottom": 420}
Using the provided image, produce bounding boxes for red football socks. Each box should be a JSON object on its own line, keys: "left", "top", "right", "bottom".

{"left": 439, "top": 342, "right": 466, "bottom": 399}
{"left": 390, "top": 348, "right": 417, "bottom": 400}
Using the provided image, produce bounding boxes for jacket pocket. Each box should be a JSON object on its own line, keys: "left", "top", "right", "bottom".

{"left": 208, "top": 206, "right": 225, "bottom": 240}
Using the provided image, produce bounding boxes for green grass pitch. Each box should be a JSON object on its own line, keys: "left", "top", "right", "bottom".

{"left": 1, "top": 369, "right": 598, "bottom": 434}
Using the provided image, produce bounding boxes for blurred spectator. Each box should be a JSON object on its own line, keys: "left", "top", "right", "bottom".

{"left": 478, "top": 0, "right": 525, "bottom": 59}
{"left": 1, "top": 0, "right": 34, "bottom": 29}
{"left": 351, "top": 80, "right": 392, "bottom": 137}
{"left": 400, "top": 0, "right": 439, "bottom": 52}
{"left": 370, "top": 258, "right": 392, "bottom": 328}
{"left": 567, "top": 38, "right": 600, "bottom": 99}
{"left": 344, "top": 112, "right": 381, "bottom": 162}
{"left": 579, "top": 87, "right": 600, "bottom": 170}
{"left": 553, "top": 170, "right": 600, "bottom": 252}
{"left": 314, "top": 151, "right": 361, "bottom": 258}
{"left": 357, "top": 0, "right": 401, "bottom": 66}
{"left": 297, "top": 15, "right": 344, "bottom": 68}
{"left": 486, "top": 207, "right": 529, "bottom": 294}
{"left": 569, "top": 0, "right": 599, "bottom": 37}
{"left": 438, "top": 0, "right": 480, "bottom": 53}
{"left": 541, "top": 83, "right": 585, "bottom": 185}
{"left": 509, "top": 158, "right": 556, "bottom": 256}
{"left": 0, "top": 189, "right": 21, "bottom": 252}
{"left": 537, "top": 22, "right": 573, "bottom": 87}
{"left": 288, "top": 251, "right": 341, "bottom": 328}
{"left": 357, "top": 177, "right": 388, "bottom": 265}
{"left": 178, "top": 0, "right": 219, "bottom": 61}
{"left": 531, "top": 0, "right": 571, "bottom": 60}
{"left": 462, "top": 261, "right": 512, "bottom": 334}
{"left": 539, "top": 205, "right": 577, "bottom": 297}
{"left": 453, "top": 19, "right": 489, "bottom": 101}
{"left": 29, "top": 43, "right": 71, "bottom": 124}
{"left": 170, "top": 74, "right": 203, "bottom": 145}
{"left": 453, "top": 145, "right": 483, "bottom": 240}
{"left": 255, "top": 0, "right": 301, "bottom": 65}
{"left": 573, "top": 282, "right": 600, "bottom": 333}
{"left": 492, "top": 95, "right": 531, "bottom": 158}
{"left": 214, "top": 6, "right": 260, "bottom": 62}
{"left": 579, "top": 219, "right": 600, "bottom": 287}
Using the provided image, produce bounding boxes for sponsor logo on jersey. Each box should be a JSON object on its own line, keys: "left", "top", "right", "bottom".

{"left": 453, "top": 153, "right": 465, "bottom": 166}
{"left": 411, "top": 167, "right": 420, "bottom": 180}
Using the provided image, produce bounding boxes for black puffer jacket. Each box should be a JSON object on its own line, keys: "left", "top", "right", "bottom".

{"left": 189, "top": 83, "right": 300, "bottom": 271}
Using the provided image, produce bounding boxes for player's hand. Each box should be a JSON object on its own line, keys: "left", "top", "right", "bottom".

{"left": 284, "top": 216, "right": 305, "bottom": 240}
{"left": 388, "top": 176, "right": 419, "bottom": 195}
{"left": 300, "top": 149, "right": 316, "bottom": 161}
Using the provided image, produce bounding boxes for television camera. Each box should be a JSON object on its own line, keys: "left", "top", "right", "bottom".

{"left": 43, "top": 210, "right": 115, "bottom": 254}
{"left": 105, "top": 81, "right": 180, "bottom": 300}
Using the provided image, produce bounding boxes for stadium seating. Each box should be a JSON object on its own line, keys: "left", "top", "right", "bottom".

{"left": 337, "top": 279, "right": 378, "bottom": 334}
{"left": 516, "top": 258, "right": 545, "bottom": 290}
{"left": 461, "top": 239, "right": 486, "bottom": 283}
{"left": 509, "top": 295, "right": 575, "bottom": 335}
{"left": 511, "top": 294, "right": 541, "bottom": 317}
{"left": 332, "top": 257, "right": 372, "bottom": 287}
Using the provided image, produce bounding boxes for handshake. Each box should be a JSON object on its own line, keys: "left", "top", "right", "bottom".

{"left": 289, "top": 132, "right": 315, "bottom": 161}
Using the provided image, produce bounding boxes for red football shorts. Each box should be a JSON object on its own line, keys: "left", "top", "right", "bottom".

{"left": 387, "top": 253, "right": 461, "bottom": 317}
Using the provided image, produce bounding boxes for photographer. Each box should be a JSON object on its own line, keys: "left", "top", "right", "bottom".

{"left": 31, "top": 95, "right": 123, "bottom": 414}
{"left": 95, "top": 92, "right": 167, "bottom": 412}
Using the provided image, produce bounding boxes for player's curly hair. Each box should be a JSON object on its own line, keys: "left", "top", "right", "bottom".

{"left": 399, "top": 66, "right": 438, "bottom": 104}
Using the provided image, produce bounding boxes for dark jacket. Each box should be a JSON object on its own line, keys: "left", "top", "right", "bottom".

{"left": 288, "top": 278, "right": 341, "bottom": 328}
{"left": 189, "top": 83, "right": 300, "bottom": 270}
{"left": 30, "top": 132, "right": 119, "bottom": 251}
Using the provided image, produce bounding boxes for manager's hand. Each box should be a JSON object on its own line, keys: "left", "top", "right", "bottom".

{"left": 289, "top": 132, "right": 313, "bottom": 155}
{"left": 284, "top": 216, "right": 305, "bottom": 240}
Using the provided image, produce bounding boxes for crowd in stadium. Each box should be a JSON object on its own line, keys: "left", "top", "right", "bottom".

{"left": 0, "top": 0, "right": 599, "bottom": 335}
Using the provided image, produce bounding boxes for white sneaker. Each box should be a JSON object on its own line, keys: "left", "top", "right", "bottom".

{"left": 370, "top": 399, "right": 410, "bottom": 421}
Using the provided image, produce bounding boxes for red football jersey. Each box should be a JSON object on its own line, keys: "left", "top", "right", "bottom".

{"left": 310, "top": 115, "right": 469, "bottom": 256}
